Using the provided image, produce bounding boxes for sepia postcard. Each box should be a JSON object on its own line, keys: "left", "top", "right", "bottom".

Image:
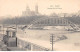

{"left": 0, "top": 0, "right": 80, "bottom": 51}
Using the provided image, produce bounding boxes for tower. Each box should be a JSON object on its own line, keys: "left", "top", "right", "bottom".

{"left": 22, "top": 5, "right": 31, "bottom": 16}
{"left": 35, "top": 4, "right": 38, "bottom": 14}
{"left": 26, "top": 5, "right": 30, "bottom": 14}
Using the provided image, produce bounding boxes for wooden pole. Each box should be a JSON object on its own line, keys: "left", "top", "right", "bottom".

{"left": 52, "top": 34, "right": 53, "bottom": 51}
{"left": 50, "top": 34, "right": 54, "bottom": 51}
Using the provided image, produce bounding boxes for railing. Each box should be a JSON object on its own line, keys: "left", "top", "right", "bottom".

{"left": 63, "top": 18, "right": 80, "bottom": 31}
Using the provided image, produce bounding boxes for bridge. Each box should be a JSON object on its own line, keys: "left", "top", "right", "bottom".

{"left": 22, "top": 17, "right": 80, "bottom": 31}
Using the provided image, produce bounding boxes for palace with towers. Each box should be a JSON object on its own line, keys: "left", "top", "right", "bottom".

{"left": 22, "top": 5, "right": 39, "bottom": 16}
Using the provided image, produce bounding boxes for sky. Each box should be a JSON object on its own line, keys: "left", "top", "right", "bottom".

{"left": 0, "top": 0, "right": 80, "bottom": 19}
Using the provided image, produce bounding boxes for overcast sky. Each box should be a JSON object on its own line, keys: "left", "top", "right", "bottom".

{"left": 0, "top": 0, "right": 80, "bottom": 18}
